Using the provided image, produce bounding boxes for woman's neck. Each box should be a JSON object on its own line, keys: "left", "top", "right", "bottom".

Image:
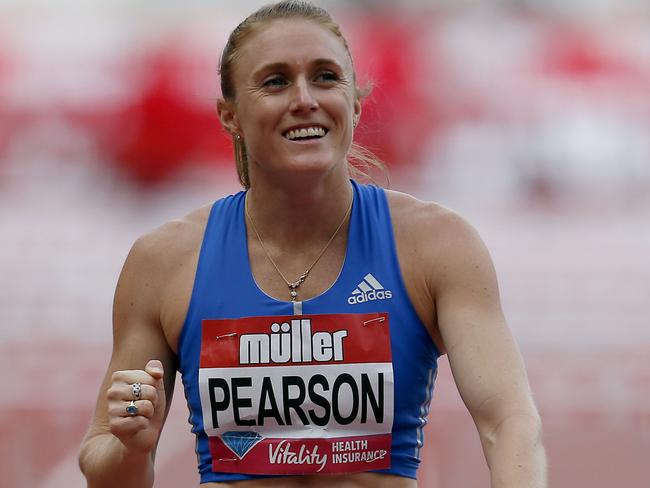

{"left": 245, "top": 174, "right": 353, "bottom": 250}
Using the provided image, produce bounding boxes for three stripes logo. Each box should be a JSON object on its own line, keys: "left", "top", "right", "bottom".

{"left": 347, "top": 273, "right": 393, "bottom": 305}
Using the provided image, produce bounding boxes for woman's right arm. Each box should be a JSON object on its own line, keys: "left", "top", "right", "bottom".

{"left": 79, "top": 234, "right": 178, "bottom": 488}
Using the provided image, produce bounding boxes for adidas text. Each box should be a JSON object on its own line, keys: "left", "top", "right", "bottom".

{"left": 347, "top": 289, "right": 393, "bottom": 305}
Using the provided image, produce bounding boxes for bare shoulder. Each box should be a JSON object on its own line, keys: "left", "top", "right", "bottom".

{"left": 116, "top": 203, "right": 212, "bottom": 315}
{"left": 113, "top": 203, "right": 213, "bottom": 351}
{"left": 385, "top": 189, "right": 483, "bottom": 251}
{"left": 385, "top": 189, "right": 494, "bottom": 295}
{"left": 127, "top": 203, "right": 212, "bottom": 274}
{"left": 135, "top": 204, "right": 212, "bottom": 257}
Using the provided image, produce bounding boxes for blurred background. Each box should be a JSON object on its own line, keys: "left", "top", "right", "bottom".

{"left": 1, "top": 0, "right": 649, "bottom": 486}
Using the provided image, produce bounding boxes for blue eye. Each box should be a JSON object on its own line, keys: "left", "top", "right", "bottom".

{"left": 263, "top": 77, "right": 287, "bottom": 88}
{"left": 315, "top": 71, "right": 338, "bottom": 82}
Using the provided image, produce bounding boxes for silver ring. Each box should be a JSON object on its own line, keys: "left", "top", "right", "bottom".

{"left": 131, "top": 383, "right": 141, "bottom": 400}
{"left": 126, "top": 400, "right": 139, "bottom": 416}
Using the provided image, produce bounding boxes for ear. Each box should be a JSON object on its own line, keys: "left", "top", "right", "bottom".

{"left": 217, "top": 98, "right": 240, "bottom": 136}
{"left": 353, "top": 98, "right": 362, "bottom": 127}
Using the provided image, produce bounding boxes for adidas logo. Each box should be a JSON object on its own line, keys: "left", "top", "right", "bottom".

{"left": 347, "top": 273, "right": 393, "bottom": 305}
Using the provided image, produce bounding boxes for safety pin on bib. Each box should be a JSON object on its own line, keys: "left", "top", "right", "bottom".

{"left": 215, "top": 332, "right": 238, "bottom": 340}
{"left": 363, "top": 316, "right": 386, "bottom": 326}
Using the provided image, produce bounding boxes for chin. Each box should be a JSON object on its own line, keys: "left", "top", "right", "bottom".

{"left": 283, "top": 151, "right": 341, "bottom": 172}
{"left": 290, "top": 156, "right": 345, "bottom": 176}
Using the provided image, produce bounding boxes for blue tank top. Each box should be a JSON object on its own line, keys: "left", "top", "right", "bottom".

{"left": 178, "top": 180, "right": 440, "bottom": 483}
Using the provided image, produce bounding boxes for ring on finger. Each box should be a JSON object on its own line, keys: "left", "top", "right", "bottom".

{"left": 126, "top": 400, "right": 139, "bottom": 416}
{"left": 131, "top": 382, "right": 141, "bottom": 400}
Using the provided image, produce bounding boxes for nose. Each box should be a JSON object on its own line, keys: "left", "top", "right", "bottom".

{"left": 289, "top": 77, "right": 318, "bottom": 113}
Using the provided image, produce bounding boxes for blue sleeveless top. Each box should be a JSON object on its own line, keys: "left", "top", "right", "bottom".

{"left": 178, "top": 180, "right": 440, "bottom": 483}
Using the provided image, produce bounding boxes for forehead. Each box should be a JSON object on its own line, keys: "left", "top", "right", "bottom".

{"left": 236, "top": 19, "right": 352, "bottom": 77}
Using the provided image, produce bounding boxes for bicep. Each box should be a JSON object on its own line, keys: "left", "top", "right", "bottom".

{"left": 88, "top": 238, "right": 176, "bottom": 434}
{"left": 433, "top": 217, "right": 535, "bottom": 432}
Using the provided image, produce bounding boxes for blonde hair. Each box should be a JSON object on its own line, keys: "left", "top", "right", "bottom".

{"left": 218, "top": 0, "right": 387, "bottom": 188}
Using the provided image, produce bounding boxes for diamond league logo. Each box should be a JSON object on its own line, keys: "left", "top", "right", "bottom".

{"left": 221, "top": 431, "right": 264, "bottom": 459}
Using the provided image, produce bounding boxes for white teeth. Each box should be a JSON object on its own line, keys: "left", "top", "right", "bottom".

{"left": 285, "top": 126, "right": 326, "bottom": 140}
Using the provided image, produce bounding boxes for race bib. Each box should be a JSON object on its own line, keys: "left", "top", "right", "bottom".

{"left": 198, "top": 313, "right": 394, "bottom": 475}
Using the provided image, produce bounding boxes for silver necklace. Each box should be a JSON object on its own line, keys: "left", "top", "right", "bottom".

{"left": 245, "top": 191, "right": 353, "bottom": 302}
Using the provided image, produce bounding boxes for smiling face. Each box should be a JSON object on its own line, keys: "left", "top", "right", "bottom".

{"left": 218, "top": 19, "right": 361, "bottom": 186}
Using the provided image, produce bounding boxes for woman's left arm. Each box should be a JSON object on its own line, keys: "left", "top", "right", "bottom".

{"left": 430, "top": 211, "right": 547, "bottom": 488}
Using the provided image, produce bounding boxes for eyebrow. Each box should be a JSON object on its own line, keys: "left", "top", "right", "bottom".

{"left": 252, "top": 58, "right": 343, "bottom": 79}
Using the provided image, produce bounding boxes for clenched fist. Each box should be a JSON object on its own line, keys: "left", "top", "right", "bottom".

{"left": 106, "top": 360, "right": 167, "bottom": 453}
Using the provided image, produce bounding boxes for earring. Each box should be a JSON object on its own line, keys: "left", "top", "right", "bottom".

{"left": 353, "top": 116, "right": 359, "bottom": 128}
